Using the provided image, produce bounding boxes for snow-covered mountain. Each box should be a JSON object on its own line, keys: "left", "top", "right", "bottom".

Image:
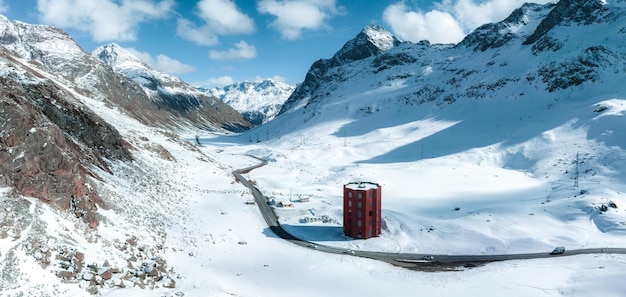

{"left": 0, "top": 15, "right": 250, "bottom": 294}
{"left": 2, "top": 0, "right": 626, "bottom": 296}
{"left": 278, "top": 0, "right": 624, "bottom": 121}
{"left": 206, "top": 79, "right": 295, "bottom": 125}
{"left": 0, "top": 13, "right": 252, "bottom": 230}
{"left": 278, "top": 24, "right": 401, "bottom": 115}
{"left": 0, "top": 15, "right": 251, "bottom": 132}
{"left": 93, "top": 43, "right": 252, "bottom": 132}
{"left": 248, "top": 0, "right": 626, "bottom": 263}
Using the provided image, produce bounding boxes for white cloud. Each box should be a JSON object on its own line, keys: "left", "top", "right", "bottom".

{"left": 383, "top": 2, "right": 465, "bottom": 44}
{"left": 36, "top": 0, "right": 174, "bottom": 42}
{"left": 207, "top": 75, "right": 235, "bottom": 86}
{"left": 269, "top": 75, "right": 288, "bottom": 83}
{"left": 176, "top": 18, "right": 220, "bottom": 46}
{"left": 383, "top": 0, "right": 555, "bottom": 44}
{"left": 437, "top": 0, "right": 554, "bottom": 30}
{"left": 196, "top": 0, "right": 255, "bottom": 34}
{"left": 128, "top": 48, "right": 196, "bottom": 75}
{"left": 258, "top": 0, "right": 345, "bottom": 40}
{"left": 177, "top": 0, "right": 255, "bottom": 46}
{"left": 0, "top": 0, "right": 8, "bottom": 13}
{"left": 209, "top": 41, "right": 256, "bottom": 60}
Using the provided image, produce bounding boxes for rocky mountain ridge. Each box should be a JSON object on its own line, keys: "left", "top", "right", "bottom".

{"left": 0, "top": 46, "right": 130, "bottom": 228}
{"left": 0, "top": 16, "right": 251, "bottom": 132}
{"left": 92, "top": 43, "right": 252, "bottom": 131}
{"left": 275, "top": 0, "right": 625, "bottom": 122}
{"left": 0, "top": 15, "right": 250, "bottom": 228}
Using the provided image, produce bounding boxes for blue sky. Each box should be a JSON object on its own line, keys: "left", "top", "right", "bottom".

{"left": 0, "top": 0, "right": 552, "bottom": 87}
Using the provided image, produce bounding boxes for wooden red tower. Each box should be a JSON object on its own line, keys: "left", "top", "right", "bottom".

{"left": 343, "top": 182, "right": 381, "bottom": 239}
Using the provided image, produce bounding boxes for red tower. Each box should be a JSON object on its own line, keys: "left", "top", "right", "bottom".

{"left": 343, "top": 182, "right": 382, "bottom": 239}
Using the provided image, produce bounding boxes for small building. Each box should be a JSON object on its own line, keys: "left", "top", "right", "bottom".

{"left": 276, "top": 201, "right": 294, "bottom": 208}
{"left": 343, "top": 181, "right": 382, "bottom": 239}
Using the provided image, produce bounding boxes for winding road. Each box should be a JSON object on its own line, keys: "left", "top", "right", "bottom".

{"left": 233, "top": 160, "right": 626, "bottom": 271}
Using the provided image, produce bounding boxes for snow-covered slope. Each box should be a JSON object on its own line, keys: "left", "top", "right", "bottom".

{"left": 206, "top": 79, "right": 295, "bottom": 125}
{"left": 3, "top": 1, "right": 626, "bottom": 296}
{"left": 0, "top": 15, "right": 251, "bottom": 132}
{"left": 208, "top": 0, "right": 626, "bottom": 293}
{"left": 93, "top": 43, "right": 253, "bottom": 132}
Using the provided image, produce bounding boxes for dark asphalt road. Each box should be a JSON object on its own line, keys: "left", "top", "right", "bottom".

{"left": 233, "top": 160, "right": 626, "bottom": 271}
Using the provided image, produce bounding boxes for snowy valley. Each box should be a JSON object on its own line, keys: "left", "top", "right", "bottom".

{"left": 1, "top": 0, "right": 626, "bottom": 297}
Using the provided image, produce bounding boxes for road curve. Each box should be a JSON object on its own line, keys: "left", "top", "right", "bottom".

{"left": 233, "top": 160, "right": 626, "bottom": 271}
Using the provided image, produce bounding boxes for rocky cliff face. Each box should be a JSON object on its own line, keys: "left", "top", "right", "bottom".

{"left": 0, "top": 15, "right": 251, "bottom": 228}
{"left": 0, "top": 48, "right": 131, "bottom": 228}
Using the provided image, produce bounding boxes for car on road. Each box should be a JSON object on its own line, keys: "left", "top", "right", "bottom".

{"left": 307, "top": 244, "right": 318, "bottom": 249}
{"left": 550, "top": 246, "right": 565, "bottom": 255}
{"left": 343, "top": 249, "right": 355, "bottom": 255}
{"left": 422, "top": 255, "right": 434, "bottom": 261}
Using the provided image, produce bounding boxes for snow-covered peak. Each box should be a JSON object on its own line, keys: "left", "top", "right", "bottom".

{"left": 206, "top": 78, "right": 295, "bottom": 125}
{"left": 278, "top": 25, "right": 401, "bottom": 115}
{"left": 91, "top": 43, "right": 189, "bottom": 92}
{"left": 458, "top": 2, "right": 554, "bottom": 52}
{"left": 331, "top": 24, "right": 401, "bottom": 65}
{"left": 91, "top": 42, "right": 252, "bottom": 130}
{"left": 361, "top": 24, "right": 400, "bottom": 51}
{"left": 93, "top": 43, "right": 146, "bottom": 71}
{"left": 0, "top": 14, "right": 85, "bottom": 65}
{"left": 524, "top": 0, "right": 616, "bottom": 45}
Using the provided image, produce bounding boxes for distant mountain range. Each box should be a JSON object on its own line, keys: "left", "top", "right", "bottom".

{"left": 203, "top": 79, "right": 295, "bottom": 125}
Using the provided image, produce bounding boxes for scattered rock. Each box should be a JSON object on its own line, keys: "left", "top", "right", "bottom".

{"left": 74, "top": 251, "right": 85, "bottom": 262}
{"left": 82, "top": 271, "right": 94, "bottom": 281}
{"left": 100, "top": 269, "right": 112, "bottom": 281}
{"left": 57, "top": 270, "right": 77, "bottom": 280}
{"left": 86, "top": 286, "right": 98, "bottom": 295}
{"left": 163, "top": 276, "right": 176, "bottom": 289}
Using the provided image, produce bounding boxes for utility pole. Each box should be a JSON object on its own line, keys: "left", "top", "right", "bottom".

{"left": 574, "top": 152, "right": 579, "bottom": 188}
